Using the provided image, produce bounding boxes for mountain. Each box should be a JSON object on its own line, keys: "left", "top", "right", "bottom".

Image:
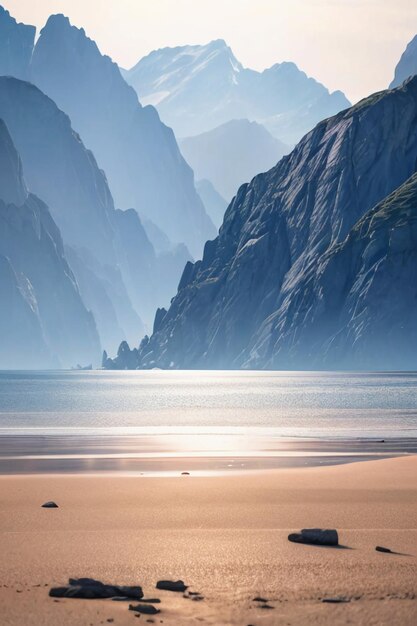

{"left": 0, "top": 6, "right": 35, "bottom": 80}
{"left": 195, "top": 180, "right": 228, "bottom": 230}
{"left": 180, "top": 119, "right": 289, "bottom": 201}
{"left": 106, "top": 77, "right": 417, "bottom": 370}
{"left": 390, "top": 35, "right": 417, "bottom": 88}
{"left": 0, "top": 76, "right": 143, "bottom": 351}
{"left": 0, "top": 76, "right": 195, "bottom": 350}
{"left": 259, "top": 172, "right": 417, "bottom": 370}
{"left": 0, "top": 118, "right": 100, "bottom": 369}
{"left": 29, "top": 14, "right": 215, "bottom": 257}
{"left": 124, "top": 40, "right": 350, "bottom": 144}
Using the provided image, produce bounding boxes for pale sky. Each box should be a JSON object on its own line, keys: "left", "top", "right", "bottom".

{"left": 3, "top": 0, "right": 417, "bottom": 103}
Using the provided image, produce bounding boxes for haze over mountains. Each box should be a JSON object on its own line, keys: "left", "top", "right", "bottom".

{"left": 0, "top": 5, "right": 206, "bottom": 365}
{"left": 180, "top": 119, "right": 289, "bottom": 202}
{"left": 0, "top": 119, "right": 100, "bottom": 369}
{"left": 109, "top": 77, "right": 417, "bottom": 371}
{"left": 123, "top": 40, "right": 351, "bottom": 145}
{"left": 194, "top": 180, "right": 228, "bottom": 230}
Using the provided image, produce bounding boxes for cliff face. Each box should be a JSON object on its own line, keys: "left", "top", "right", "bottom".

{"left": 0, "top": 6, "right": 35, "bottom": 80}
{"left": 107, "top": 78, "right": 417, "bottom": 370}
{"left": 30, "top": 15, "right": 215, "bottom": 257}
{"left": 124, "top": 40, "right": 350, "bottom": 144}
{"left": 0, "top": 119, "right": 100, "bottom": 368}
{"left": 255, "top": 172, "right": 417, "bottom": 370}
{"left": 390, "top": 35, "right": 417, "bottom": 88}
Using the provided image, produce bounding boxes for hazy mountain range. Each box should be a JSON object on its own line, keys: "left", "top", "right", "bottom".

{"left": 30, "top": 15, "right": 215, "bottom": 258}
{"left": 0, "top": 6, "right": 203, "bottom": 363}
{"left": 1, "top": 1, "right": 417, "bottom": 370}
{"left": 108, "top": 76, "right": 417, "bottom": 371}
{"left": 123, "top": 39, "right": 351, "bottom": 145}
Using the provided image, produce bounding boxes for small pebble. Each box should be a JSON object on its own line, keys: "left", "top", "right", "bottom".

{"left": 129, "top": 604, "right": 160, "bottom": 615}
{"left": 376, "top": 546, "right": 393, "bottom": 553}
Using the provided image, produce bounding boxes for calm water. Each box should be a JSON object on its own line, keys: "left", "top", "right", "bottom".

{"left": 1, "top": 370, "right": 417, "bottom": 438}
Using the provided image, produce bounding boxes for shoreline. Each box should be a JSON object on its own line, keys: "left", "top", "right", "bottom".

{"left": 1, "top": 456, "right": 416, "bottom": 625}
{"left": 0, "top": 433, "right": 416, "bottom": 474}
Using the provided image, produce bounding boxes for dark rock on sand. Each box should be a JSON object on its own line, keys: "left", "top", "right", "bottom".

{"left": 322, "top": 597, "right": 350, "bottom": 603}
{"left": 129, "top": 603, "right": 160, "bottom": 615}
{"left": 288, "top": 528, "right": 339, "bottom": 546}
{"left": 41, "top": 501, "right": 58, "bottom": 508}
{"left": 260, "top": 604, "right": 274, "bottom": 609}
{"left": 376, "top": 546, "right": 393, "bottom": 553}
{"left": 140, "top": 598, "right": 161, "bottom": 603}
{"left": 253, "top": 596, "right": 268, "bottom": 603}
{"left": 156, "top": 580, "right": 188, "bottom": 592}
{"left": 49, "top": 578, "right": 143, "bottom": 600}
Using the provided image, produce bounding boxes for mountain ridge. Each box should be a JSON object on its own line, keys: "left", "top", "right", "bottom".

{"left": 30, "top": 13, "right": 216, "bottom": 257}
{"left": 105, "top": 77, "right": 417, "bottom": 370}
{"left": 124, "top": 39, "right": 351, "bottom": 144}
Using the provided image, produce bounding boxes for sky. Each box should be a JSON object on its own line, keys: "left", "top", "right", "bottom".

{"left": 3, "top": 0, "right": 417, "bottom": 103}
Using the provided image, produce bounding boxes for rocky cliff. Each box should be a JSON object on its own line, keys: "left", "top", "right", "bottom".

{"left": 0, "top": 119, "right": 100, "bottom": 368}
{"left": 254, "top": 172, "right": 417, "bottom": 370}
{"left": 106, "top": 77, "right": 417, "bottom": 370}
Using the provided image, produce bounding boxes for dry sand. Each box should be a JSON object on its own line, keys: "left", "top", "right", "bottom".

{"left": 0, "top": 456, "right": 416, "bottom": 625}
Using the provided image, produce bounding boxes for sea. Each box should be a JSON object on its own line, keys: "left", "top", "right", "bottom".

{"left": 0, "top": 370, "right": 416, "bottom": 473}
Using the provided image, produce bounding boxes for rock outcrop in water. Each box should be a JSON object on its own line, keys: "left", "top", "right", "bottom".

{"left": 0, "top": 119, "right": 100, "bottom": 368}
{"left": 29, "top": 14, "right": 215, "bottom": 257}
{"left": 0, "top": 6, "right": 35, "bottom": 80}
{"left": 105, "top": 78, "right": 417, "bottom": 370}
{"left": 390, "top": 35, "right": 417, "bottom": 88}
{"left": 123, "top": 40, "right": 350, "bottom": 145}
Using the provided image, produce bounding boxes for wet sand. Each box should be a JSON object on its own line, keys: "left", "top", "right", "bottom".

{"left": 1, "top": 433, "right": 416, "bottom": 473}
{"left": 0, "top": 455, "right": 416, "bottom": 625}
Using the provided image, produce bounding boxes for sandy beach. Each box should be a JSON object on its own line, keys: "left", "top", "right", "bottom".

{"left": 0, "top": 455, "right": 416, "bottom": 625}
